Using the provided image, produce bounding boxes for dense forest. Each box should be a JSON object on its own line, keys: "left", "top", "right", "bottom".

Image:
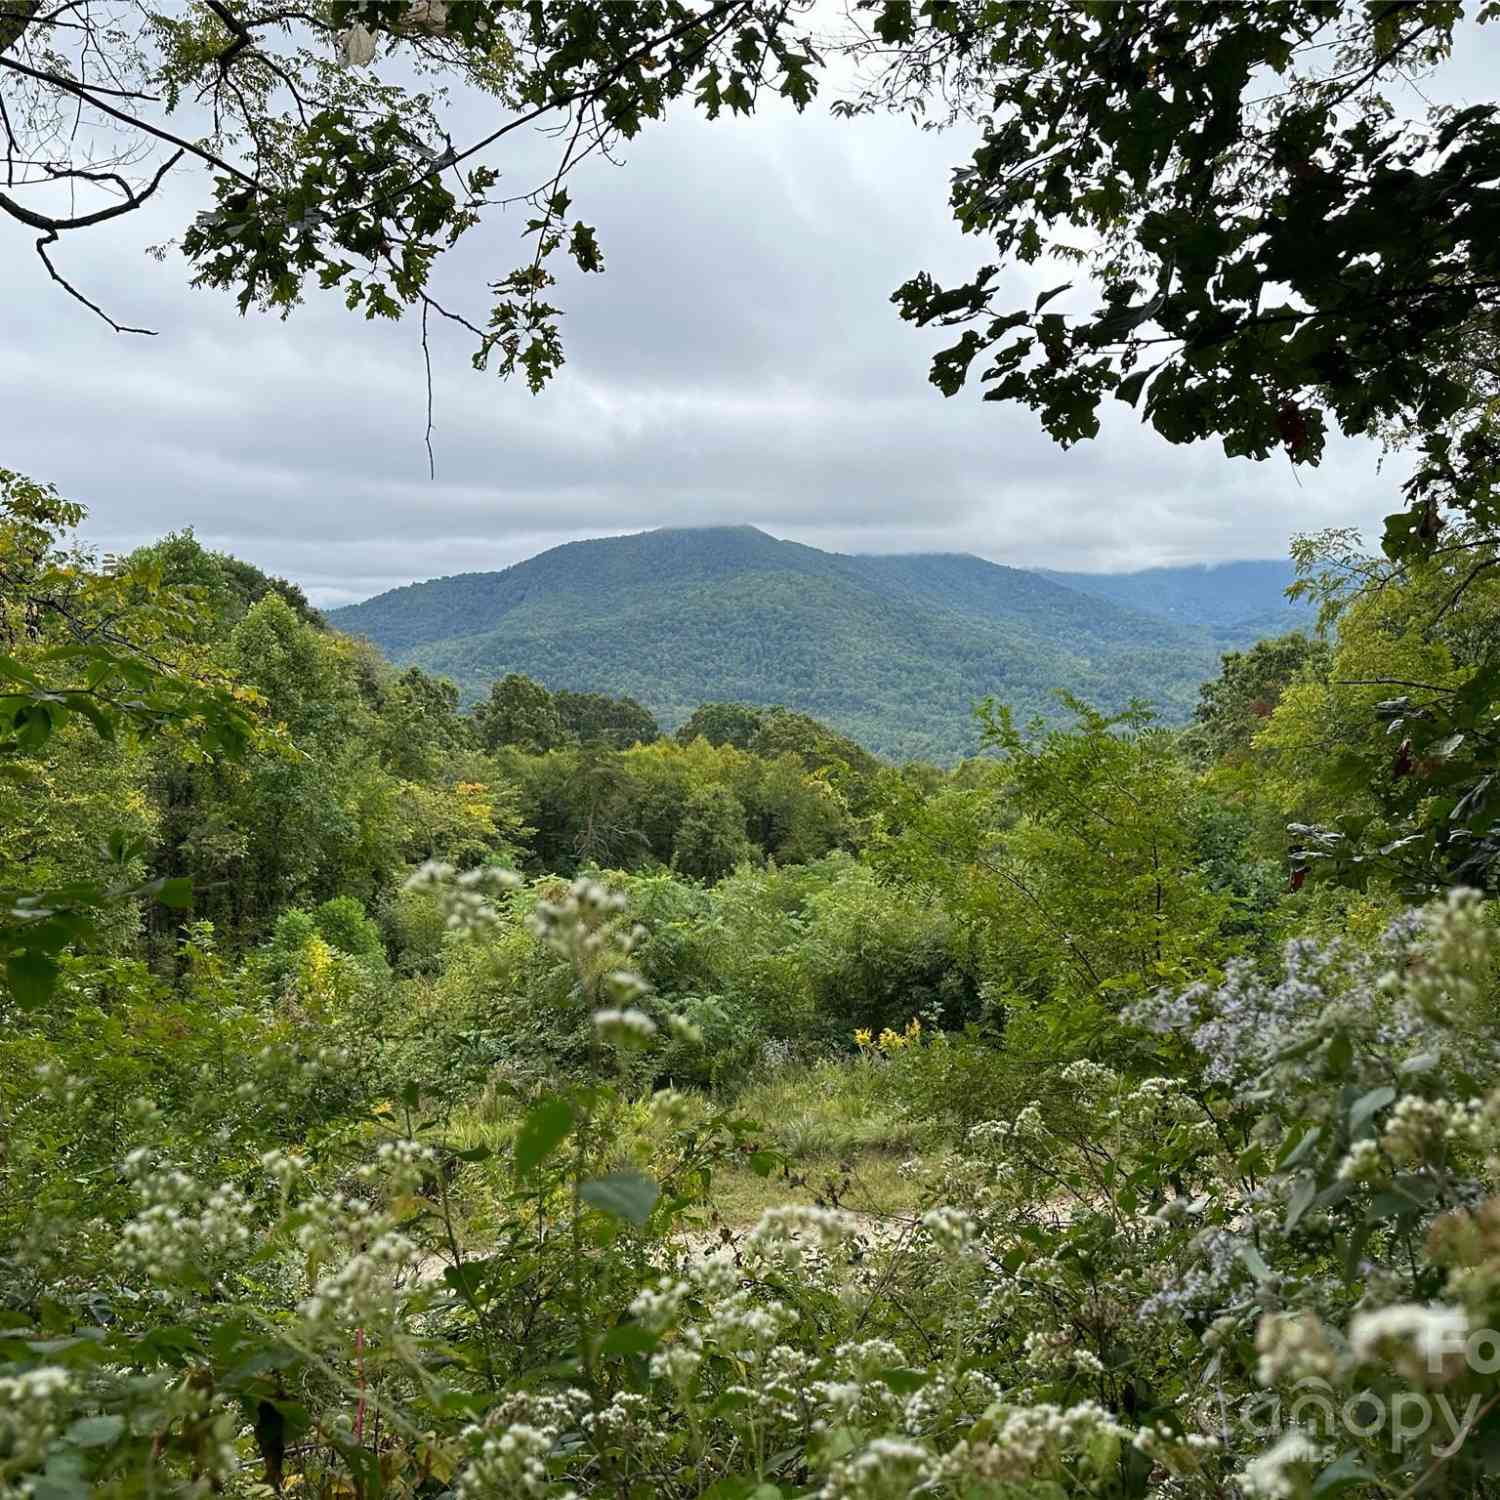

{"left": 328, "top": 528, "right": 1295, "bottom": 762}
{"left": 6, "top": 3, "right": 1500, "bottom": 1500}
{"left": 8, "top": 465, "right": 1500, "bottom": 1500}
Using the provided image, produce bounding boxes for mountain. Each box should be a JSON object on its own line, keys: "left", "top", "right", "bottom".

{"left": 1040, "top": 559, "right": 1313, "bottom": 643}
{"left": 326, "top": 528, "right": 1290, "bottom": 762}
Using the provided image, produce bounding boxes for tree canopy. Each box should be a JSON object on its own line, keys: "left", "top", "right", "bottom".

{"left": 0, "top": 0, "right": 817, "bottom": 381}
{"left": 865, "top": 0, "right": 1500, "bottom": 557}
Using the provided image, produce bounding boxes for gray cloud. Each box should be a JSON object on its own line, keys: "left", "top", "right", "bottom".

{"left": 1, "top": 20, "right": 1489, "bottom": 606}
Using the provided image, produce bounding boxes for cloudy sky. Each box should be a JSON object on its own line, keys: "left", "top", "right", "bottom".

{"left": 5, "top": 16, "right": 1495, "bottom": 607}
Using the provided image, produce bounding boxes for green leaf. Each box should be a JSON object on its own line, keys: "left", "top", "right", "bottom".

{"left": 1310, "top": 1452, "right": 1378, "bottom": 1496}
{"left": 444, "top": 1144, "right": 494, "bottom": 1163}
{"left": 700, "top": 1479, "right": 780, "bottom": 1500}
{"left": 1278, "top": 1125, "right": 1321, "bottom": 1169}
{"left": 155, "top": 877, "right": 193, "bottom": 909}
{"left": 599, "top": 1324, "right": 660, "bottom": 1358}
{"left": 514, "top": 1097, "right": 574, "bottom": 1178}
{"left": 1284, "top": 1173, "right": 1317, "bottom": 1233}
{"left": 65, "top": 1414, "right": 124, "bottom": 1449}
{"left": 1349, "top": 1085, "right": 1395, "bottom": 1136}
{"left": 1240, "top": 1243, "right": 1273, "bottom": 1283}
{"left": 748, "top": 1150, "right": 776, "bottom": 1178}
{"left": 30, "top": 1449, "right": 87, "bottom": 1500}
{"left": 1115, "top": 368, "right": 1151, "bottom": 406}
{"left": 580, "top": 1170, "right": 659, "bottom": 1226}
{"left": 6, "top": 950, "right": 59, "bottom": 1010}
{"left": 1326, "top": 1030, "right": 1353, "bottom": 1073}
{"left": 1342, "top": 1219, "right": 1375, "bottom": 1281}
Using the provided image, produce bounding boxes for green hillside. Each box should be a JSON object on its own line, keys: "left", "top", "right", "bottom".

{"left": 327, "top": 528, "right": 1246, "bottom": 761}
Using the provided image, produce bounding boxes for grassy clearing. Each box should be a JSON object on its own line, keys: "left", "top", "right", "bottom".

{"left": 704, "top": 1055, "right": 932, "bottom": 1225}
{"left": 438, "top": 1054, "right": 937, "bottom": 1231}
{"left": 729, "top": 1057, "right": 926, "bottom": 1160}
{"left": 707, "top": 1147, "right": 927, "bottom": 1226}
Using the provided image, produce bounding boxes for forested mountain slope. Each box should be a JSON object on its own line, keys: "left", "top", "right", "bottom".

{"left": 328, "top": 528, "right": 1294, "bottom": 761}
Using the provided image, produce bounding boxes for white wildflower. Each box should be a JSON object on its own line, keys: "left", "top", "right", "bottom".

{"left": 592, "top": 1007, "right": 656, "bottom": 1048}
{"left": 1349, "top": 1302, "right": 1469, "bottom": 1384}
{"left": 920, "top": 1205, "right": 979, "bottom": 1260}
{"left": 820, "top": 1436, "right": 931, "bottom": 1500}
{"left": 1239, "top": 1428, "right": 1322, "bottom": 1499}
{"left": 297, "top": 1231, "right": 421, "bottom": 1336}
{"left": 1382, "top": 1095, "right": 1455, "bottom": 1165}
{"left": 1255, "top": 1311, "right": 1337, "bottom": 1385}
{"left": 0, "top": 1366, "right": 73, "bottom": 1468}
{"left": 744, "top": 1204, "right": 859, "bottom": 1269}
{"left": 1337, "top": 1138, "right": 1384, "bottom": 1184}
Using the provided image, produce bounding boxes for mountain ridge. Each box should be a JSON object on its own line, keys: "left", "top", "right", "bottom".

{"left": 327, "top": 527, "right": 1305, "bottom": 762}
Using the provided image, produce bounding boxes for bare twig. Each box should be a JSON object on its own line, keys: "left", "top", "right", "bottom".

{"left": 34, "top": 227, "right": 157, "bottom": 333}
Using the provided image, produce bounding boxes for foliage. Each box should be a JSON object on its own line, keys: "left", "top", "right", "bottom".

{"left": 1186, "top": 632, "right": 1331, "bottom": 764}
{"left": 129, "top": 529, "right": 326, "bottom": 632}
{"left": 1247, "top": 531, "right": 1500, "bottom": 896}
{"left": 671, "top": 784, "right": 753, "bottom": 882}
{"left": 677, "top": 699, "right": 767, "bottom": 750}
{"left": 554, "top": 688, "right": 660, "bottom": 748}
{"left": 496, "top": 735, "right": 852, "bottom": 877}
{"left": 473, "top": 672, "right": 570, "bottom": 754}
{"left": 12, "top": 838, "right": 1500, "bottom": 1500}
{"left": 12, "top": 496, "right": 1500, "bottom": 1500}
{"left": 868, "top": 1, "right": 1500, "bottom": 558}
{"left": 0, "top": 471, "right": 266, "bottom": 1004}
{"left": 330, "top": 525, "right": 1280, "bottom": 761}
{"left": 2, "top": 1, "right": 818, "bottom": 378}
{"left": 970, "top": 698, "right": 1237, "bottom": 1033}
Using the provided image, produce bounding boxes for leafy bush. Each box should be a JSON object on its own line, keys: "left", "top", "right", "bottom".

{"left": 799, "top": 862, "right": 981, "bottom": 1038}
{"left": 312, "top": 894, "right": 386, "bottom": 962}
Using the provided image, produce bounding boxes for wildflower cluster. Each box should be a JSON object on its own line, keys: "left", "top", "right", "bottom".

{"left": 0, "top": 1367, "right": 73, "bottom": 1473}
{"left": 116, "top": 1159, "right": 255, "bottom": 1286}
{"left": 405, "top": 859, "right": 523, "bottom": 935}
{"left": 853, "top": 1017, "right": 923, "bottom": 1055}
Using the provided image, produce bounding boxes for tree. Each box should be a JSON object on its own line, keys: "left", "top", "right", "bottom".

{"left": 554, "top": 689, "right": 660, "bottom": 749}
{"left": 862, "top": 2, "right": 1500, "bottom": 557}
{"left": 675, "top": 701, "right": 765, "bottom": 750}
{"left": 0, "top": 470, "right": 262, "bottom": 1004}
{"left": 748, "top": 707, "right": 880, "bottom": 810}
{"left": 740, "top": 752, "right": 850, "bottom": 864}
{"left": 473, "top": 673, "right": 569, "bottom": 754}
{"left": 377, "top": 666, "right": 475, "bottom": 780}
{"left": 131, "top": 530, "right": 325, "bottom": 633}
{"left": 1187, "top": 632, "right": 1331, "bottom": 764}
{"left": 671, "top": 784, "right": 751, "bottom": 882}
{"left": 975, "top": 696, "right": 1231, "bottom": 1025}
{"left": 0, "top": 0, "right": 818, "bottom": 384}
{"left": 1251, "top": 531, "right": 1500, "bottom": 895}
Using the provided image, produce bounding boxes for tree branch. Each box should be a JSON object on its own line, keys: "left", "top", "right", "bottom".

{"left": 0, "top": 54, "right": 253, "bottom": 183}
{"left": 33, "top": 228, "right": 156, "bottom": 333}
{"left": 0, "top": 145, "right": 180, "bottom": 231}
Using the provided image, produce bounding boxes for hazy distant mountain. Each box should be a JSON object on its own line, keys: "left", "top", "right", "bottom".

{"left": 328, "top": 528, "right": 1298, "bottom": 762}
{"left": 1040, "top": 559, "right": 1313, "bottom": 642}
